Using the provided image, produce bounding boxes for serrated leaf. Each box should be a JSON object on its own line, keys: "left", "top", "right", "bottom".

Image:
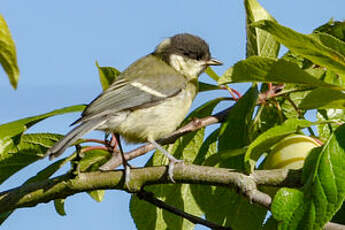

{"left": 244, "top": 0, "right": 280, "bottom": 58}
{"left": 96, "top": 62, "right": 121, "bottom": 91}
{"left": 88, "top": 190, "right": 105, "bottom": 202}
{"left": 0, "top": 15, "right": 20, "bottom": 89}
{"left": 299, "top": 88, "right": 345, "bottom": 109}
{"left": 54, "top": 199, "right": 66, "bottom": 216}
{"left": 0, "top": 104, "right": 85, "bottom": 140}
{"left": 130, "top": 98, "right": 222, "bottom": 230}
{"left": 253, "top": 20, "right": 345, "bottom": 79}
{"left": 244, "top": 118, "right": 313, "bottom": 169}
{"left": 219, "top": 56, "right": 337, "bottom": 88}
{"left": 0, "top": 133, "right": 63, "bottom": 185}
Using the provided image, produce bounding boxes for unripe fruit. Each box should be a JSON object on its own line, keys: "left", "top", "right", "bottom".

{"left": 263, "top": 134, "right": 321, "bottom": 170}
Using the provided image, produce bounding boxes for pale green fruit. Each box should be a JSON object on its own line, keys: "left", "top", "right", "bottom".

{"left": 263, "top": 134, "right": 321, "bottom": 170}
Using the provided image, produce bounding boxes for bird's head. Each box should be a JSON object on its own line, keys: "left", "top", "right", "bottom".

{"left": 153, "top": 33, "right": 222, "bottom": 78}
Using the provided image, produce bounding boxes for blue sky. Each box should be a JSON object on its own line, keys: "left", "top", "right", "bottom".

{"left": 1, "top": 1, "right": 344, "bottom": 229}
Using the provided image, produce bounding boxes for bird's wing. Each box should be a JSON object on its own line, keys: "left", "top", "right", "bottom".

{"left": 79, "top": 54, "right": 187, "bottom": 122}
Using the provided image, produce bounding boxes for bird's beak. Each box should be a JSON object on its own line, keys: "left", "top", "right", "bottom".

{"left": 206, "top": 58, "right": 223, "bottom": 66}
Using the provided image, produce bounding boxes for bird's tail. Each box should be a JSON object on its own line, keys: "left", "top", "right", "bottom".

{"left": 45, "top": 118, "right": 106, "bottom": 160}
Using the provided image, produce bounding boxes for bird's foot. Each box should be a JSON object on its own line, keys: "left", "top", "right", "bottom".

{"left": 167, "top": 157, "right": 183, "bottom": 183}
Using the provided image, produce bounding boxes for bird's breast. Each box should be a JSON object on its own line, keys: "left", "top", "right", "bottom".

{"left": 105, "top": 83, "right": 197, "bottom": 143}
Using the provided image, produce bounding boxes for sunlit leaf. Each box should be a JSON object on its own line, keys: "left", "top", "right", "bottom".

{"left": 96, "top": 61, "right": 121, "bottom": 91}
{"left": 0, "top": 15, "right": 19, "bottom": 89}
{"left": 253, "top": 20, "right": 345, "bottom": 79}
{"left": 272, "top": 125, "right": 345, "bottom": 229}
{"left": 245, "top": 0, "right": 279, "bottom": 58}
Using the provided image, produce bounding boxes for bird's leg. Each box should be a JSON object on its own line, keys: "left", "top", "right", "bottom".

{"left": 113, "top": 133, "right": 131, "bottom": 189}
{"left": 148, "top": 138, "right": 183, "bottom": 183}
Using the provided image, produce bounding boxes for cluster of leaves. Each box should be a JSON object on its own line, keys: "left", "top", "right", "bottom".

{"left": 1, "top": 0, "right": 345, "bottom": 229}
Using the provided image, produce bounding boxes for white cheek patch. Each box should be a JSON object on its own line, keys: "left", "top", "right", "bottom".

{"left": 169, "top": 54, "right": 184, "bottom": 72}
{"left": 169, "top": 54, "right": 205, "bottom": 77}
{"left": 130, "top": 82, "right": 167, "bottom": 98}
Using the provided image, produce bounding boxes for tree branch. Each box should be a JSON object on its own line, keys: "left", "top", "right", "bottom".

{"left": 0, "top": 164, "right": 342, "bottom": 230}
{"left": 0, "top": 164, "right": 296, "bottom": 213}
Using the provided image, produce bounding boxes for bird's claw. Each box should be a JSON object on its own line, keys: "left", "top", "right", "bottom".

{"left": 168, "top": 158, "right": 183, "bottom": 183}
{"left": 124, "top": 164, "right": 132, "bottom": 190}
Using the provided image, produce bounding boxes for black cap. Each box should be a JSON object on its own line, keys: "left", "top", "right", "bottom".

{"left": 154, "top": 33, "right": 211, "bottom": 63}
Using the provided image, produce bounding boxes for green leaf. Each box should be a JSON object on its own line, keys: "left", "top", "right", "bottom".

{"left": 0, "top": 133, "right": 63, "bottom": 185}
{"left": 96, "top": 62, "right": 121, "bottom": 91}
{"left": 300, "top": 88, "right": 345, "bottom": 109}
{"left": 25, "top": 156, "right": 73, "bottom": 184}
{"left": 271, "top": 188, "right": 305, "bottom": 229}
{"left": 244, "top": 118, "right": 313, "bottom": 169}
{"left": 198, "top": 82, "right": 220, "bottom": 92}
{"left": 205, "top": 66, "right": 220, "bottom": 81}
{"left": 253, "top": 20, "right": 345, "bottom": 79}
{"left": 313, "top": 32, "right": 345, "bottom": 59}
{"left": 0, "top": 104, "right": 85, "bottom": 140}
{"left": 317, "top": 109, "right": 345, "bottom": 141}
{"left": 314, "top": 20, "right": 345, "bottom": 42}
{"left": 130, "top": 98, "right": 222, "bottom": 230}
{"left": 88, "top": 190, "right": 105, "bottom": 202}
{"left": 219, "top": 56, "right": 337, "bottom": 88}
{"left": 0, "top": 15, "right": 20, "bottom": 89}
{"left": 54, "top": 199, "right": 66, "bottom": 216}
{"left": 244, "top": 0, "right": 280, "bottom": 58}
{"left": 192, "top": 128, "right": 266, "bottom": 230}
{"left": 78, "top": 149, "right": 111, "bottom": 172}
{"left": 77, "top": 148, "right": 110, "bottom": 203}
{"left": 332, "top": 201, "right": 345, "bottom": 224}
{"left": 199, "top": 87, "right": 267, "bottom": 230}
{"left": 218, "top": 86, "right": 258, "bottom": 153}
{"left": 272, "top": 124, "right": 345, "bottom": 229}
{"left": 0, "top": 212, "right": 12, "bottom": 225}
{"left": 0, "top": 154, "right": 74, "bottom": 225}
{"left": 250, "top": 103, "right": 283, "bottom": 140}
{"left": 262, "top": 216, "right": 279, "bottom": 230}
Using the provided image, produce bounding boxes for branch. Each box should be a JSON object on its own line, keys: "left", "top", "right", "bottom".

{"left": 0, "top": 164, "right": 297, "bottom": 213}
{"left": 99, "top": 107, "right": 231, "bottom": 170}
{"left": 0, "top": 164, "right": 342, "bottom": 230}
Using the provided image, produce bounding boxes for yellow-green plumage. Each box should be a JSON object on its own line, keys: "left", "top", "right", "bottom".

{"left": 46, "top": 33, "right": 221, "bottom": 160}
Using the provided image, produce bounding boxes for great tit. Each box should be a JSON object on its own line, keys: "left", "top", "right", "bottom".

{"left": 45, "top": 33, "right": 222, "bottom": 182}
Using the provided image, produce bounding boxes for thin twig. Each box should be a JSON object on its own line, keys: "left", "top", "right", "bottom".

{"left": 137, "top": 190, "right": 231, "bottom": 230}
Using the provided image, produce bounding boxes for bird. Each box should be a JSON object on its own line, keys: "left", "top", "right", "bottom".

{"left": 45, "top": 33, "right": 222, "bottom": 184}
